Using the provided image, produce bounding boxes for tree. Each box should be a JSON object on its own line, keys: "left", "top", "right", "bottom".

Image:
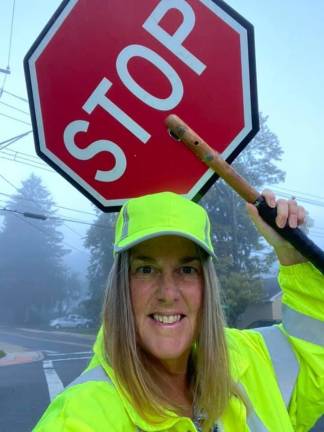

{"left": 0, "top": 174, "right": 68, "bottom": 324}
{"left": 57, "top": 271, "right": 84, "bottom": 317}
{"left": 83, "top": 212, "right": 115, "bottom": 322}
{"left": 201, "top": 113, "right": 286, "bottom": 325}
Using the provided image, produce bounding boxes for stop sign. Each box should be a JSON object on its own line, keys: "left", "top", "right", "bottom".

{"left": 24, "top": 0, "right": 258, "bottom": 211}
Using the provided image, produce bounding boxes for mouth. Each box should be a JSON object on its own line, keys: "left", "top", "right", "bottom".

{"left": 149, "top": 313, "right": 186, "bottom": 325}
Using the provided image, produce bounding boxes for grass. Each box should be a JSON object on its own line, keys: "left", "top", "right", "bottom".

{"left": 0, "top": 350, "right": 5, "bottom": 359}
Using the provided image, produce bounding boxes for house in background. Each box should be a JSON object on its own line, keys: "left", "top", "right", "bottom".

{"left": 236, "top": 278, "right": 282, "bottom": 329}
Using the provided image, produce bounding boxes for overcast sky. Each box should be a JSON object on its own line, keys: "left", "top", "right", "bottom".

{"left": 1, "top": 0, "right": 324, "bottom": 257}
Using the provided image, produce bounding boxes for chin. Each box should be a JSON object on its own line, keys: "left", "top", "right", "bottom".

{"left": 144, "top": 342, "right": 191, "bottom": 365}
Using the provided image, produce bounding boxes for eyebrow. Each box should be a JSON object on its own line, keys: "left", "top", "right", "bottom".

{"left": 130, "top": 255, "right": 201, "bottom": 264}
{"left": 130, "top": 256, "right": 154, "bottom": 264}
{"left": 180, "top": 256, "right": 201, "bottom": 264}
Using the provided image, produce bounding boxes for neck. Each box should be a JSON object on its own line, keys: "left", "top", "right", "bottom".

{"left": 162, "top": 370, "right": 193, "bottom": 417}
{"left": 150, "top": 356, "right": 194, "bottom": 417}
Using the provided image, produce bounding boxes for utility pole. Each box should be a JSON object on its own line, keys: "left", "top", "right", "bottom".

{"left": 0, "top": 67, "right": 11, "bottom": 75}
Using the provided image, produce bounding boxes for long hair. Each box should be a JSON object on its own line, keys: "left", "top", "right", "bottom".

{"left": 102, "top": 250, "right": 241, "bottom": 430}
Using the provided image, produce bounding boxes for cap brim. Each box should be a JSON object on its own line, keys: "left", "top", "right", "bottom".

{"left": 114, "top": 228, "right": 215, "bottom": 258}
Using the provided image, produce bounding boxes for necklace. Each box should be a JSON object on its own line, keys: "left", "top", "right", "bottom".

{"left": 193, "top": 413, "right": 218, "bottom": 432}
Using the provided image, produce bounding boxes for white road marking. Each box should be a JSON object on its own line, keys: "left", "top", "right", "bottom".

{"left": 51, "top": 356, "right": 91, "bottom": 362}
{"left": 43, "top": 360, "right": 64, "bottom": 401}
{"left": 47, "top": 351, "right": 91, "bottom": 356}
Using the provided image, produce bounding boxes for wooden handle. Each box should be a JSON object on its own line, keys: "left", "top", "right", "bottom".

{"left": 165, "top": 114, "right": 260, "bottom": 203}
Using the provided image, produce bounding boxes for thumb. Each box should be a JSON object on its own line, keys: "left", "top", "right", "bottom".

{"left": 246, "top": 202, "right": 265, "bottom": 229}
{"left": 246, "top": 202, "right": 286, "bottom": 248}
{"left": 246, "top": 202, "right": 277, "bottom": 240}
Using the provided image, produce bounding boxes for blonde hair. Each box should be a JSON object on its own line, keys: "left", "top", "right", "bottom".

{"left": 103, "top": 250, "right": 240, "bottom": 430}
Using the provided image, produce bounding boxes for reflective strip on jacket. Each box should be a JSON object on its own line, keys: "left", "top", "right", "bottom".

{"left": 33, "top": 262, "right": 324, "bottom": 431}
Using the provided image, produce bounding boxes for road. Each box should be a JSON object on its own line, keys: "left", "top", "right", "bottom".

{"left": 0, "top": 326, "right": 95, "bottom": 432}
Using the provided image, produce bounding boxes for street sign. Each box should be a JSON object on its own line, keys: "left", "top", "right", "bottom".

{"left": 24, "top": 0, "right": 258, "bottom": 211}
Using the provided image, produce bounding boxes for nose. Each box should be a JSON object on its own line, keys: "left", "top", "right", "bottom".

{"left": 156, "top": 271, "right": 180, "bottom": 303}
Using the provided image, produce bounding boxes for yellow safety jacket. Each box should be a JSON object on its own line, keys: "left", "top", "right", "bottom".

{"left": 33, "top": 263, "right": 324, "bottom": 431}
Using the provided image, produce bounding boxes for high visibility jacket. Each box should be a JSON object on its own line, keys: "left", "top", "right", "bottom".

{"left": 34, "top": 263, "right": 324, "bottom": 431}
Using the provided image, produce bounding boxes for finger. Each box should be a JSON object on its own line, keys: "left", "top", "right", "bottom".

{"left": 287, "top": 198, "right": 298, "bottom": 228}
{"left": 261, "top": 189, "right": 276, "bottom": 208}
{"left": 276, "top": 199, "right": 289, "bottom": 228}
{"left": 297, "top": 205, "right": 306, "bottom": 226}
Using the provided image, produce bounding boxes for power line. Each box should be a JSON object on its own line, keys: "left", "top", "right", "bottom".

{"left": 0, "top": 174, "right": 98, "bottom": 217}
{"left": 0, "top": 75, "right": 9, "bottom": 100}
{"left": 4, "top": 210, "right": 88, "bottom": 255}
{"left": 0, "top": 1, "right": 16, "bottom": 97}
{"left": 271, "top": 189, "right": 324, "bottom": 209}
{"left": 64, "top": 223, "right": 84, "bottom": 237}
{"left": 1, "top": 207, "right": 46, "bottom": 220}
{"left": 1, "top": 147, "right": 36, "bottom": 160}
{"left": 0, "top": 191, "right": 97, "bottom": 217}
{"left": 0, "top": 154, "right": 53, "bottom": 172}
{"left": 0, "top": 148, "right": 56, "bottom": 173}
{"left": 0, "top": 131, "right": 32, "bottom": 146}
{"left": 0, "top": 100, "right": 30, "bottom": 116}
{"left": 0, "top": 173, "right": 102, "bottom": 251}
{"left": 0, "top": 174, "right": 104, "bottom": 227}
{"left": 1, "top": 89, "right": 28, "bottom": 103}
{"left": 1, "top": 149, "right": 49, "bottom": 168}
{"left": 0, "top": 173, "right": 19, "bottom": 192}
{"left": 0, "top": 67, "right": 10, "bottom": 75}
{"left": 50, "top": 213, "right": 106, "bottom": 227}
{"left": 0, "top": 111, "right": 31, "bottom": 125}
{"left": 0, "top": 206, "right": 108, "bottom": 229}
{"left": 0, "top": 130, "right": 32, "bottom": 150}
{"left": 0, "top": 201, "right": 86, "bottom": 243}
{"left": 272, "top": 186, "right": 324, "bottom": 203}
{"left": 6, "top": 0, "right": 16, "bottom": 68}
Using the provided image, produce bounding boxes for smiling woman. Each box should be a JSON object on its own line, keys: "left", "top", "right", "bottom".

{"left": 33, "top": 191, "right": 324, "bottom": 432}
{"left": 106, "top": 235, "right": 238, "bottom": 428}
{"left": 129, "top": 236, "right": 204, "bottom": 368}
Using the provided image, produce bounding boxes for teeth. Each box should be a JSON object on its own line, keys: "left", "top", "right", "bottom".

{"left": 153, "top": 314, "right": 181, "bottom": 324}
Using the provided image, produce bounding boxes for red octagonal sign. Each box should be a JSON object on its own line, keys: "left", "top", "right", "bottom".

{"left": 25, "top": 0, "right": 258, "bottom": 211}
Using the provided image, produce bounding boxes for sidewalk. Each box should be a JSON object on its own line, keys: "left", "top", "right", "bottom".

{"left": 0, "top": 350, "right": 44, "bottom": 366}
{"left": 0, "top": 342, "right": 44, "bottom": 367}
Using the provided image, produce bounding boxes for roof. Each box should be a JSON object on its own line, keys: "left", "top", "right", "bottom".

{"left": 261, "top": 277, "right": 281, "bottom": 302}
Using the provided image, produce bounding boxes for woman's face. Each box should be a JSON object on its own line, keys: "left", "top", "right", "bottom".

{"left": 129, "top": 235, "right": 204, "bottom": 373}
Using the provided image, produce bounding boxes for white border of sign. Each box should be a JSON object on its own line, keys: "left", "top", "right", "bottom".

{"left": 26, "top": 0, "right": 256, "bottom": 210}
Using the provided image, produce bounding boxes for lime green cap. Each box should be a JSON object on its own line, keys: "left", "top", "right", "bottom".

{"left": 114, "top": 192, "right": 215, "bottom": 257}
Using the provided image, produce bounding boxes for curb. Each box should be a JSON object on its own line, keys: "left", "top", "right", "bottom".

{"left": 0, "top": 351, "right": 44, "bottom": 367}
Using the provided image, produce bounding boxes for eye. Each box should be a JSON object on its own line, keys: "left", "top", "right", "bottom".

{"left": 137, "top": 265, "right": 153, "bottom": 274}
{"left": 179, "top": 266, "right": 198, "bottom": 275}
{"left": 131, "top": 265, "right": 157, "bottom": 278}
